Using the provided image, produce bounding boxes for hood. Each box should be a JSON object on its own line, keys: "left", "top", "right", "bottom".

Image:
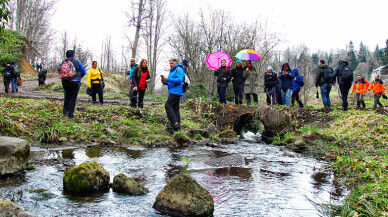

{"left": 282, "top": 62, "right": 291, "bottom": 71}
{"left": 318, "top": 64, "right": 328, "bottom": 69}
{"left": 268, "top": 66, "right": 273, "bottom": 71}
{"left": 171, "top": 63, "right": 183, "bottom": 72}
{"left": 339, "top": 60, "right": 348, "bottom": 66}
{"left": 292, "top": 68, "right": 299, "bottom": 75}
{"left": 182, "top": 59, "right": 189, "bottom": 67}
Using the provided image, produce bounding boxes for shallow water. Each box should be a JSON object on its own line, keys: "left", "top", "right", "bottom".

{"left": 0, "top": 133, "right": 344, "bottom": 217}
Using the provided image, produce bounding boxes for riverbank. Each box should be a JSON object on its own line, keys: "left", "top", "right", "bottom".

{"left": 1, "top": 96, "right": 387, "bottom": 216}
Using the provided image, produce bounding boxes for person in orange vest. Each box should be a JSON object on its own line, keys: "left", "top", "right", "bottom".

{"left": 368, "top": 74, "right": 386, "bottom": 110}
{"left": 351, "top": 75, "right": 369, "bottom": 108}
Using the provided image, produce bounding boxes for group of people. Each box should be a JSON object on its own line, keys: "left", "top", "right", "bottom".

{"left": 1, "top": 61, "right": 20, "bottom": 93}
{"left": 213, "top": 59, "right": 386, "bottom": 111}
{"left": 214, "top": 60, "right": 305, "bottom": 107}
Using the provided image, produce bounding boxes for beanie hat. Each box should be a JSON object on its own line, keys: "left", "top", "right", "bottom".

{"left": 11, "top": 61, "right": 15, "bottom": 65}
{"left": 66, "top": 50, "right": 75, "bottom": 58}
{"left": 130, "top": 58, "right": 135, "bottom": 62}
{"left": 268, "top": 66, "right": 273, "bottom": 71}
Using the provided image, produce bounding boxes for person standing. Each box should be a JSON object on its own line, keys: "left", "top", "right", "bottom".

{"left": 332, "top": 60, "right": 354, "bottom": 111}
{"left": 278, "top": 62, "right": 294, "bottom": 106}
{"left": 38, "top": 69, "right": 47, "bottom": 86}
{"left": 10, "top": 61, "right": 20, "bottom": 93}
{"left": 244, "top": 60, "right": 259, "bottom": 107}
{"left": 126, "top": 58, "right": 138, "bottom": 103}
{"left": 231, "top": 60, "right": 245, "bottom": 105}
{"left": 214, "top": 59, "right": 231, "bottom": 104}
{"left": 88, "top": 61, "right": 104, "bottom": 105}
{"left": 59, "top": 50, "right": 86, "bottom": 118}
{"left": 131, "top": 59, "right": 151, "bottom": 108}
{"left": 291, "top": 68, "right": 304, "bottom": 108}
{"left": 351, "top": 75, "right": 369, "bottom": 109}
{"left": 2, "top": 63, "right": 13, "bottom": 93}
{"left": 180, "top": 59, "right": 191, "bottom": 104}
{"left": 162, "top": 58, "right": 185, "bottom": 130}
{"left": 368, "top": 75, "right": 386, "bottom": 110}
{"left": 314, "top": 60, "right": 334, "bottom": 108}
{"left": 264, "top": 66, "right": 279, "bottom": 105}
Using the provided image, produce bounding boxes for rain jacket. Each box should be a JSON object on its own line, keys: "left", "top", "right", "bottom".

{"left": 243, "top": 66, "right": 259, "bottom": 94}
{"left": 292, "top": 68, "right": 304, "bottom": 92}
{"left": 214, "top": 66, "right": 231, "bottom": 88}
{"left": 231, "top": 65, "right": 245, "bottom": 88}
{"left": 132, "top": 66, "right": 151, "bottom": 89}
{"left": 314, "top": 64, "right": 333, "bottom": 86}
{"left": 88, "top": 68, "right": 103, "bottom": 88}
{"left": 127, "top": 63, "right": 138, "bottom": 81}
{"left": 352, "top": 78, "right": 369, "bottom": 94}
{"left": 369, "top": 79, "right": 386, "bottom": 94}
{"left": 164, "top": 64, "right": 184, "bottom": 95}
{"left": 278, "top": 63, "right": 294, "bottom": 90}
{"left": 264, "top": 71, "right": 279, "bottom": 90}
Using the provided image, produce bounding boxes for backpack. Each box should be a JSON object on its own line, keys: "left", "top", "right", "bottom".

{"left": 322, "top": 67, "right": 333, "bottom": 83}
{"left": 183, "top": 73, "right": 190, "bottom": 93}
{"left": 3, "top": 68, "right": 11, "bottom": 78}
{"left": 59, "top": 59, "right": 76, "bottom": 80}
{"left": 341, "top": 66, "right": 354, "bottom": 83}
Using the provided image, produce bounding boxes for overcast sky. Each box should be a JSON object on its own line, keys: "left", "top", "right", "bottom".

{"left": 51, "top": 0, "right": 388, "bottom": 63}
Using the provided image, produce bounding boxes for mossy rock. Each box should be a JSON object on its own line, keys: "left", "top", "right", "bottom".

{"left": 218, "top": 130, "right": 237, "bottom": 138}
{"left": 0, "top": 198, "right": 34, "bottom": 217}
{"left": 63, "top": 161, "right": 110, "bottom": 194}
{"left": 256, "top": 105, "right": 291, "bottom": 136}
{"left": 0, "top": 136, "right": 30, "bottom": 176}
{"left": 112, "top": 173, "right": 149, "bottom": 196}
{"left": 153, "top": 174, "right": 214, "bottom": 217}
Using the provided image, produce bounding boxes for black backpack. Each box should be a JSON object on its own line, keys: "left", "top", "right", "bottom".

{"left": 341, "top": 66, "right": 354, "bottom": 83}
{"left": 3, "top": 67, "right": 12, "bottom": 78}
{"left": 322, "top": 67, "right": 333, "bottom": 83}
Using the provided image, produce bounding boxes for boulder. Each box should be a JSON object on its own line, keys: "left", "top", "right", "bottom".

{"left": 0, "top": 136, "right": 30, "bottom": 176}
{"left": 286, "top": 139, "right": 307, "bottom": 152}
{"left": 63, "top": 161, "right": 110, "bottom": 193}
{"left": 153, "top": 174, "right": 214, "bottom": 217}
{"left": 190, "top": 129, "right": 209, "bottom": 138}
{"left": 0, "top": 198, "right": 34, "bottom": 217}
{"left": 256, "top": 105, "right": 291, "bottom": 136}
{"left": 112, "top": 173, "right": 149, "bottom": 195}
{"left": 206, "top": 123, "right": 217, "bottom": 135}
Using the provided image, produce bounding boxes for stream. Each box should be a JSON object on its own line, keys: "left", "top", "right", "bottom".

{"left": 0, "top": 132, "right": 344, "bottom": 217}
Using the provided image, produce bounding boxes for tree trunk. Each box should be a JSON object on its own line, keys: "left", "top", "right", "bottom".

{"left": 131, "top": 0, "right": 144, "bottom": 59}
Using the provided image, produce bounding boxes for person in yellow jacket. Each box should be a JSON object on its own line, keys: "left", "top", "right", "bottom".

{"left": 351, "top": 75, "right": 369, "bottom": 108}
{"left": 368, "top": 74, "right": 386, "bottom": 110}
{"left": 88, "top": 61, "right": 104, "bottom": 104}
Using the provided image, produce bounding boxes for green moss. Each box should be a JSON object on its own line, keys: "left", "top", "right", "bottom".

{"left": 218, "top": 130, "right": 237, "bottom": 138}
{"left": 13, "top": 145, "right": 30, "bottom": 160}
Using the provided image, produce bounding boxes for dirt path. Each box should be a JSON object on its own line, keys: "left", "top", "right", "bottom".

{"left": 0, "top": 75, "right": 162, "bottom": 106}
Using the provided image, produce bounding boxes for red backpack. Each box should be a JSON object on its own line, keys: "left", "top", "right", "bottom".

{"left": 59, "top": 60, "right": 76, "bottom": 80}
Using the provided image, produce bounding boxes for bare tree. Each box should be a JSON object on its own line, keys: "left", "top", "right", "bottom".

{"left": 126, "top": 0, "right": 146, "bottom": 59}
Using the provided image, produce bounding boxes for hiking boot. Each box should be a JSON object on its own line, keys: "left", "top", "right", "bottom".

{"left": 173, "top": 122, "right": 181, "bottom": 130}
{"left": 165, "top": 123, "right": 173, "bottom": 129}
{"left": 16, "top": 88, "right": 18, "bottom": 92}
{"left": 68, "top": 114, "right": 76, "bottom": 118}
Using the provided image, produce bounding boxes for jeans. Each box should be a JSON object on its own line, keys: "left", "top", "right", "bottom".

{"left": 92, "top": 83, "right": 104, "bottom": 104}
{"left": 373, "top": 93, "right": 383, "bottom": 110}
{"left": 339, "top": 83, "right": 352, "bottom": 111}
{"left": 233, "top": 86, "right": 244, "bottom": 105}
{"left": 165, "top": 94, "right": 181, "bottom": 125}
{"left": 131, "top": 89, "right": 146, "bottom": 108}
{"left": 3, "top": 77, "right": 10, "bottom": 93}
{"left": 320, "top": 83, "right": 332, "bottom": 107}
{"left": 281, "top": 89, "right": 292, "bottom": 106}
{"left": 62, "top": 80, "right": 80, "bottom": 117}
{"left": 291, "top": 90, "right": 304, "bottom": 107}
{"left": 217, "top": 87, "right": 227, "bottom": 104}
{"left": 11, "top": 77, "right": 18, "bottom": 92}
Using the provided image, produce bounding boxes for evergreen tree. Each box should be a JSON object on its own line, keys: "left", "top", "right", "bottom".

{"left": 358, "top": 42, "right": 367, "bottom": 63}
{"left": 374, "top": 45, "right": 382, "bottom": 63}
{"left": 383, "top": 39, "right": 388, "bottom": 65}
{"left": 346, "top": 41, "right": 358, "bottom": 69}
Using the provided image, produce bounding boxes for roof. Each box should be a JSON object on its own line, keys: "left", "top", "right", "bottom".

{"left": 373, "top": 65, "right": 388, "bottom": 72}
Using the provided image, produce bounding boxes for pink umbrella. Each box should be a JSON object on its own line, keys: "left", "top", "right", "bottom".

{"left": 205, "top": 51, "right": 232, "bottom": 70}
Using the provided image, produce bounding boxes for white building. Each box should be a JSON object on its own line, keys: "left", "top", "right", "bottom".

{"left": 371, "top": 65, "right": 388, "bottom": 83}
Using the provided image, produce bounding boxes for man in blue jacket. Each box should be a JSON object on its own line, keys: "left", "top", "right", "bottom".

{"left": 60, "top": 50, "right": 86, "bottom": 118}
{"left": 291, "top": 68, "right": 304, "bottom": 108}
{"left": 126, "top": 58, "right": 138, "bottom": 104}
{"left": 162, "top": 58, "right": 185, "bottom": 130}
{"left": 278, "top": 63, "right": 294, "bottom": 106}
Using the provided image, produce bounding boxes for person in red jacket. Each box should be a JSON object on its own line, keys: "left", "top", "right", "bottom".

{"left": 351, "top": 75, "right": 369, "bottom": 108}
{"left": 131, "top": 59, "right": 151, "bottom": 108}
{"left": 368, "top": 75, "right": 386, "bottom": 110}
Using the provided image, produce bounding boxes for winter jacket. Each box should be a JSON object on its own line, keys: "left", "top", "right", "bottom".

{"left": 243, "top": 66, "right": 259, "bottom": 94}
{"left": 292, "top": 68, "right": 303, "bottom": 92}
{"left": 132, "top": 67, "right": 151, "bottom": 89}
{"left": 332, "top": 60, "right": 353, "bottom": 84}
{"left": 231, "top": 66, "right": 245, "bottom": 88}
{"left": 314, "top": 64, "right": 334, "bottom": 87}
{"left": 88, "top": 68, "right": 103, "bottom": 88}
{"left": 10, "top": 63, "right": 20, "bottom": 78}
{"left": 164, "top": 64, "right": 185, "bottom": 95}
{"left": 264, "top": 71, "right": 279, "bottom": 90}
{"left": 278, "top": 63, "right": 294, "bottom": 90}
{"left": 214, "top": 66, "right": 231, "bottom": 88}
{"left": 2, "top": 65, "right": 13, "bottom": 79}
{"left": 58, "top": 57, "right": 86, "bottom": 81}
{"left": 38, "top": 70, "right": 47, "bottom": 82}
{"left": 352, "top": 79, "right": 369, "bottom": 94}
{"left": 182, "top": 59, "right": 191, "bottom": 79}
{"left": 127, "top": 63, "right": 138, "bottom": 81}
{"left": 369, "top": 79, "right": 386, "bottom": 94}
